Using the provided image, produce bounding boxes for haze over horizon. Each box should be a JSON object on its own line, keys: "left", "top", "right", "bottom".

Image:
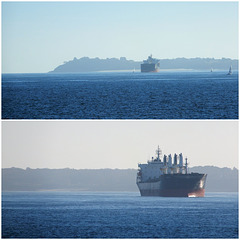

{"left": 2, "top": 1, "right": 238, "bottom": 73}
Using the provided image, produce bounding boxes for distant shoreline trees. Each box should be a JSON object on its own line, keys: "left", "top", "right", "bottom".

{"left": 2, "top": 166, "right": 238, "bottom": 192}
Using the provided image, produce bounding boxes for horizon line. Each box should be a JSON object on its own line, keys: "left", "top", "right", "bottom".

{"left": 3, "top": 165, "right": 238, "bottom": 170}
{"left": 63, "top": 56, "right": 239, "bottom": 61}
{"left": 2, "top": 68, "right": 239, "bottom": 75}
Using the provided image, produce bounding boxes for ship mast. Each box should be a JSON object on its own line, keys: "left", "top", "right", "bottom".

{"left": 156, "top": 146, "right": 162, "bottom": 161}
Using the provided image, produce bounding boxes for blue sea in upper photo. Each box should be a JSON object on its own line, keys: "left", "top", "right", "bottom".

{"left": 2, "top": 71, "right": 238, "bottom": 119}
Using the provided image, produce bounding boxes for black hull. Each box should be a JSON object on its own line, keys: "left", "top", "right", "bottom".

{"left": 141, "top": 63, "right": 159, "bottom": 72}
{"left": 137, "top": 173, "right": 207, "bottom": 197}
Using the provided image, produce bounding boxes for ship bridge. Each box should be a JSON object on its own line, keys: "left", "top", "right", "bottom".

{"left": 137, "top": 147, "right": 188, "bottom": 182}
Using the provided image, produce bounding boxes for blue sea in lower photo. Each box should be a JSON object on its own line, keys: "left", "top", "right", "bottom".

{"left": 1, "top": 71, "right": 238, "bottom": 119}
{"left": 2, "top": 191, "right": 238, "bottom": 238}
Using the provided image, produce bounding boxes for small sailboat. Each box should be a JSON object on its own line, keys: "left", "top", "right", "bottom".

{"left": 133, "top": 68, "right": 136, "bottom": 73}
{"left": 227, "top": 66, "right": 232, "bottom": 75}
{"left": 210, "top": 68, "right": 213, "bottom": 72}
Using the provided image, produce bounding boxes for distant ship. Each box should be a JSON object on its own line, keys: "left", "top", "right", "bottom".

{"left": 141, "top": 55, "right": 160, "bottom": 72}
{"left": 136, "top": 146, "right": 207, "bottom": 197}
{"left": 227, "top": 66, "right": 232, "bottom": 75}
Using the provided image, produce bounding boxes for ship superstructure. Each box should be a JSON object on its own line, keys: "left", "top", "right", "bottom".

{"left": 137, "top": 146, "right": 207, "bottom": 197}
{"left": 141, "top": 55, "right": 160, "bottom": 72}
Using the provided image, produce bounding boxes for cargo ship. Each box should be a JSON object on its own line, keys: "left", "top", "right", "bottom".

{"left": 141, "top": 55, "right": 160, "bottom": 72}
{"left": 136, "top": 146, "right": 207, "bottom": 197}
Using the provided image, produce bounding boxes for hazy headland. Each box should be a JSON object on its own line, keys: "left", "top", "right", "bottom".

{"left": 50, "top": 57, "right": 238, "bottom": 73}
{"left": 2, "top": 166, "right": 238, "bottom": 192}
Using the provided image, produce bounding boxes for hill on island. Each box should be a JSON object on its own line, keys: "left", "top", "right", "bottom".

{"left": 50, "top": 56, "right": 238, "bottom": 73}
{"left": 2, "top": 166, "right": 238, "bottom": 192}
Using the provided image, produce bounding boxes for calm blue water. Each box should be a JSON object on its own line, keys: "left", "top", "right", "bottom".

{"left": 2, "top": 71, "right": 238, "bottom": 119}
{"left": 2, "top": 191, "right": 238, "bottom": 238}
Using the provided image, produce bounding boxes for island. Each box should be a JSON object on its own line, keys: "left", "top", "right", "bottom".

{"left": 50, "top": 56, "right": 238, "bottom": 73}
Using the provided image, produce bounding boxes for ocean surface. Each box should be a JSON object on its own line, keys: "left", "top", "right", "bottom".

{"left": 2, "top": 71, "right": 238, "bottom": 119}
{"left": 2, "top": 191, "right": 238, "bottom": 238}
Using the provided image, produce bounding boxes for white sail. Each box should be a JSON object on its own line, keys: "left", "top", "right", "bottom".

{"left": 227, "top": 66, "right": 232, "bottom": 75}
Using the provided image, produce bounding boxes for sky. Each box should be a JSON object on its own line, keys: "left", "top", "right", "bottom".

{"left": 2, "top": 1, "right": 239, "bottom": 73}
{"left": 2, "top": 120, "right": 238, "bottom": 169}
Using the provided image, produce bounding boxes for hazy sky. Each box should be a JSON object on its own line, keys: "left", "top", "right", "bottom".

{"left": 2, "top": 1, "right": 238, "bottom": 73}
{"left": 2, "top": 121, "right": 238, "bottom": 169}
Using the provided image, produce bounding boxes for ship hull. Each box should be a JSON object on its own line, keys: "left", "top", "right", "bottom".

{"left": 137, "top": 173, "right": 207, "bottom": 197}
{"left": 141, "top": 63, "right": 159, "bottom": 72}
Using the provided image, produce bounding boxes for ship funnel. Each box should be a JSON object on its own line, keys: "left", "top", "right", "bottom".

{"left": 179, "top": 153, "right": 183, "bottom": 174}
{"left": 163, "top": 155, "right": 167, "bottom": 165}
{"left": 168, "top": 154, "right": 172, "bottom": 174}
{"left": 168, "top": 154, "right": 172, "bottom": 166}
{"left": 174, "top": 154, "right": 178, "bottom": 165}
{"left": 185, "top": 157, "right": 188, "bottom": 174}
{"left": 179, "top": 153, "right": 183, "bottom": 167}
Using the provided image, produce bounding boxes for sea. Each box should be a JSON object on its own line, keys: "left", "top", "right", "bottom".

{"left": 1, "top": 71, "right": 238, "bottom": 119}
{"left": 2, "top": 191, "right": 238, "bottom": 238}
